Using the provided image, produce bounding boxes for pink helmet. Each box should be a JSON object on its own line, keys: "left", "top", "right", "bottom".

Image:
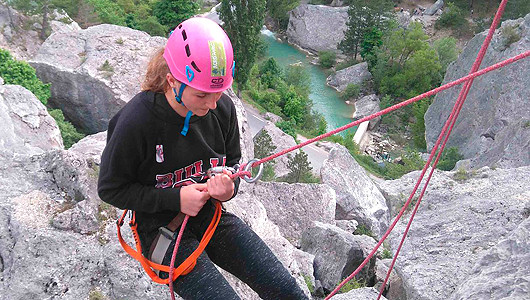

{"left": 163, "top": 17, "right": 235, "bottom": 93}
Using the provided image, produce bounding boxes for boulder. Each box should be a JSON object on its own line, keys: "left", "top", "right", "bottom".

{"left": 248, "top": 181, "right": 336, "bottom": 247}
{"left": 327, "top": 62, "right": 372, "bottom": 93}
{"left": 377, "top": 166, "right": 530, "bottom": 300}
{"left": 330, "top": 287, "right": 388, "bottom": 300}
{"left": 300, "top": 222, "right": 378, "bottom": 293}
{"left": 374, "top": 259, "right": 407, "bottom": 300}
{"left": 30, "top": 24, "right": 166, "bottom": 133}
{"left": 0, "top": 81, "right": 63, "bottom": 158}
{"left": 424, "top": 0, "right": 444, "bottom": 16}
{"left": 425, "top": 14, "right": 530, "bottom": 168}
{"left": 353, "top": 94, "right": 380, "bottom": 130}
{"left": 321, "top": 145, "right": 390, "bottom": 238}
{"left": 287, "top": 4, "right": 348, "bottom": 53}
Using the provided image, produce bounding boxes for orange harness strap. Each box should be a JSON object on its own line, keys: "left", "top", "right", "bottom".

{"left": 116, "top": 201, "right": 222, "bottom": 284}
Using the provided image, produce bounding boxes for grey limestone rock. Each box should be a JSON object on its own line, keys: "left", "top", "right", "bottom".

{"left": 287, "top": 4, "right": 348, "bottom": 53}
{"left": 353, "top": 94, "right": 381, "bottom": 130}
{"left": 300, "top": 221, "right": 378, "bottom": 293}
{"left": 425, "top": 14, "right": 530, "bottom": 168}
{"left": 30, "top": 24, "right": 166, "bottom": 133}
{"left": 321, "top": 145, "right": 390, "bottom": 238}
{"left": 0, "top": 83, "right": 63, "bottom": 158}
{"left": 327, "top": 62, "right": 372, "bottom": 93}
{"left": 377, "top": 166, "right": 530, "bottom": 300}
{"left": 450, "top": 215, "right": 530, "bottom": 300}
{"left": 248, "top": 181, "right": 336, "bottom": 247}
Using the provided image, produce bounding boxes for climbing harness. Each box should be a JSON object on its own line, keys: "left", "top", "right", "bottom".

{"left": 115, "top": 162, "right": 262, "bottom": 296}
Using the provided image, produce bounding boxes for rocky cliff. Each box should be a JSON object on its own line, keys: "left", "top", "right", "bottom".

{"left": 425, "top": 14, "right": 530, "bottom": 169}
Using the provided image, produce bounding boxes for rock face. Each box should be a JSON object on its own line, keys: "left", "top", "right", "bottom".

{"left": 301, "top": 222, "right": 378, "bottom": 292}
{"left": 0, "top": 4, "right": 81, "bottom": 60}
{"left": 0, "top": 79, "right": 63, "bottom": 157}
{"left": 353, "top": 94, "right": 380, "bottom": 130}
{"left": 450, "top": 216, "right": 530, "bottom": 300}
{"left": 327, "top": 62, "right": 372, "bottom": 93}
{"left": 425, "top": 14, "right": 530, "bottom": 169}
{"left": 377, "top": 167, "right": 530, "bottom": 300}
{"left": 30, "top": 24, "right": 166, "bottom": 133}
{"left": 287, "top": 4, "right": 348, "bottom": 53}
{"left": 321, "top": 145, "right": 390, "bottom": 238}
{"left": 248, "top": 182, "right": 336, "bottom": 247}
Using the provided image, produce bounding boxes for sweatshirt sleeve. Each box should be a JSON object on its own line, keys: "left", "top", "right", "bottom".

{"left": 98, "top": 108, "right": 181, "bottom": 213}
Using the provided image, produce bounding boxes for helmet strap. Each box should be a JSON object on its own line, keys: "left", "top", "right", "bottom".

{"left": 172, "top": 83, "right": 193, "bottom": 136}
{"left": 181, "top": 111, "right": 193, "bottom": 136}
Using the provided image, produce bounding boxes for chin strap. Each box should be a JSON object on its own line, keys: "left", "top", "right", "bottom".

{"left": 173, "top": 84, "right": 192, "bottom": 136}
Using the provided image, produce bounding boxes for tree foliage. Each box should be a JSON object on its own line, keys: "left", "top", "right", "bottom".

{"left": 153, "top": 0, "right": 199, "bottom": 31}
{"left": 49, "top": 109, "right": 86, "bottom": 148}
{"left": 433, "top": 37, "right": 458, "bottom": 74}
{"left": 0, "top": 48, "right": 51, "bottom": 104}
{"left": 372, "top": 22, "right": 442, "bottom": 99}
{"left": 266, "top": 0, "right": 299, "bottom": 30}
{"left": 283, "top": 150, "right": 318, "bottom": 183}
{"left": 253, "top": 129, "right": 277, "bottom": 181}
{"left": 339, "top": 0, "right": 394, "bottom": 60}
{"left": 219, "top": 0, "right": 266, "bottom": 93}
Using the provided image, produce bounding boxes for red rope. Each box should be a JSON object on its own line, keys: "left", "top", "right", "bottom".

{"left": 323, "top": 1, "right": 511, "bottom": 299}
{"left": 169, "top": 215, "right": 190, "bottom": 300}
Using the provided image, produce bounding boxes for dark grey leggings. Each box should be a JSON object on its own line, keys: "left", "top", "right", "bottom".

{"left": 158, "top": 204, "right": 308, "bottom": 300}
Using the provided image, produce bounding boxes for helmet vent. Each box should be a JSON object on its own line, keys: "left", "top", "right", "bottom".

{"left": 185, "top": 45, "right": 191, "bottom": 57}
{"left": 178, "top": 24, "right": 182, "bottom": 29}
{"left": 181, "top": 30, "right": 187, "bottom": 41}
{"left": 191, "top": 61, "right": 201, "bottom": 73}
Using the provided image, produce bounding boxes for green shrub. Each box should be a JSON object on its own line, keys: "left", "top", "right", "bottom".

{"left": 437, "top": 147, "right": 464, "bottom": 171}
{"left": 49, "top": 109, "right": 86, "bottom": 149}
{"left": 453, "top": 168, "right": 470, "bottom": 182}
{"left": 501, "top": 25, "right": 521, "bottom": 49}
{"left": 435, "top": 2, "right": 467, "bottom": 30}
{"left": 340, "top": 83, "right": 360, "bottom": 100}
{"left": 354, "top": 224, "right": 376, "bottom": 238}
{"left": 276, "top": 120, "right": 297, "bottom": 138}
{"left": 318, "top": 51, "right": 336, "bottom": 69}
{"left": 303, "top": 274, "right": 315, "bottom": 294}
{"left": 0, "top": 48, "right": 51, "bottom": 104}
{"left": 338, "top": 277, "right": 365, "bottom": 293}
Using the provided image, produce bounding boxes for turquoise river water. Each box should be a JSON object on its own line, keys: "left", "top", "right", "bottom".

{"left": 262, "top": 30, "right": 355, "bottom": 133}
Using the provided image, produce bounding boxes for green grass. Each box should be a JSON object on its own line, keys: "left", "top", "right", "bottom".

{"left": 338, "top": 278, "right": 365, "bottom": 293}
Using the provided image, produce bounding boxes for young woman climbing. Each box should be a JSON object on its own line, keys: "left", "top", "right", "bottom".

{"left": 97, "top": 17, "right": 308, "bottom": 299}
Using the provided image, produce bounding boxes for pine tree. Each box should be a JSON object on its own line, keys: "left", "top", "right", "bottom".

{"left": 254, "top": 129, "right": 277, "bottom": 181}
{"left": 339, "top": 0, "right": 393, "bottom": 60}
{"left": 219, "top": 0, "right": 266, "bottom": 96}
{"left": 284, "top": 150, "right": 313, "bottom": 183}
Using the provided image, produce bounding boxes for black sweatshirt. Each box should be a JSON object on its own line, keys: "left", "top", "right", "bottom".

{"left": 98, "top": 90, "right": 241, "bottom": 249}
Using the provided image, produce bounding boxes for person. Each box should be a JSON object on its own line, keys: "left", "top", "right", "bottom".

{"left": 98, "top": 17, "right": 308, "bottom": 300}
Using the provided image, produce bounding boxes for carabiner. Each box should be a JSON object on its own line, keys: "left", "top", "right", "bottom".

{"left": 242, "top": 159, "right": 263, "bottom": 183}
{"left": 206, "top": 164, "right": 239, "bottom": 179}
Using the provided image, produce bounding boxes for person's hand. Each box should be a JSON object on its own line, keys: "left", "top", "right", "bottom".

{"left": 180, "top": 183, "right": 210, "bottom": 216}
{"left": 206, "top": 169, "right": 234, "bottom": 202}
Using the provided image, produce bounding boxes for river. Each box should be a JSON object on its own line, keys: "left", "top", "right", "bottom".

{"left": 261, "top": 30, "right": 355, "bottom": 134}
